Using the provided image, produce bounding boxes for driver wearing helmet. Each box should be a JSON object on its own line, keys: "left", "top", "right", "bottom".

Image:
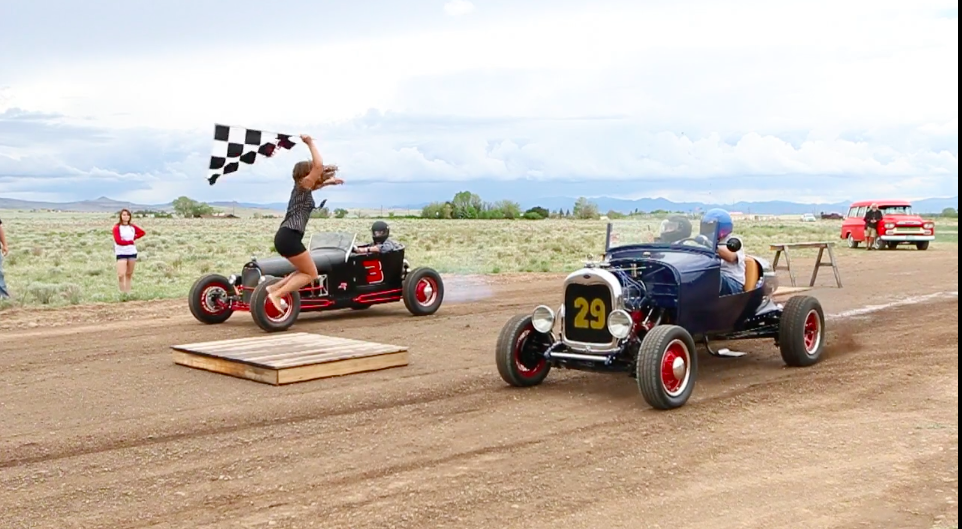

{"left": 656, "top": 215, "right": 693, "bottom": 243}
{"left": 354, "top": 220, "right": 403, "bottom": 254}
{"left": 701, "top": 208, "right": 746, "bottom": 296}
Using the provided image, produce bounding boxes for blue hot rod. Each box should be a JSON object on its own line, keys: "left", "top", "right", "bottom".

{"left": 494, "top": 215, "right": 828, "bottom": 410}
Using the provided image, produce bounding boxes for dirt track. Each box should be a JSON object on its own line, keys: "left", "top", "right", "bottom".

{"left": 0, "top": 249, "right": 958, "bottom": 529}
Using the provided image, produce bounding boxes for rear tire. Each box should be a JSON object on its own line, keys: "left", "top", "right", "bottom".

{"left": 403, "top": 267, "right": 444, "bottom": 316}
{"left": 249, "top": 277, "right": 300, "bottom": 332}
{"left": 778, "top": 295, "right": 825, "bottom": 367}
{"left": 636, "top": 325, "right": 697, "bottom": 410}
{"left": 495, "top": 314, "right": 552, "bottom": 387}
{"left": 188, "top": 274, "right": 234, "bottom": 324}
{"left": 846, "top": 233, "right": 859, "bottom": 248}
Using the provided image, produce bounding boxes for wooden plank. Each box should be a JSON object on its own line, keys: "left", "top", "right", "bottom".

{"left": 171, "top": 332, "right": 408, "bottom": 385}
{"left": 172, "top": 350, "right": 278, "bottom": 385}
{"left": 772, "top": 286, "right": 812, "bottom": 300}
{"left": 769, "top": 242, "right": 836, "bottom": 250}
{"left": 278, "top": 351, "right": 410, "bottom": 385}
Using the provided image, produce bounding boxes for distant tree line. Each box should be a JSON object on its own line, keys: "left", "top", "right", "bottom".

{"left": 421, "top": 191, "right": 613, "bottom": 220}
{"left": 164, "top": 193, "right": 700, "bottom": 220}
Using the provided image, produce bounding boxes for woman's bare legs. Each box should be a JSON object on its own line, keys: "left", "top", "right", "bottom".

{"left": 116, "top": 259, "right": 127, "bottom": 292}
{"left": 125, "top": 259, "right": 136, "bottom": 292}
{"left": 267, "top": 272, "right": 297, "bottom": 295}
{"left": 267, "top": 251, "right": 317, "bottom": 311}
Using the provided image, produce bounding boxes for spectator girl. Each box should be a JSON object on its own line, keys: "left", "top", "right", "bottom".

{"left": 113, "top": 209, "right": 145, "bottom": 293}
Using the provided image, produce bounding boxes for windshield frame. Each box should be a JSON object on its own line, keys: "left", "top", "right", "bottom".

{"left": 604, "top": 217, "right": 720, "bottom": 255}
{"left": 307, "top": 232, "right": 357, "bottom": 259}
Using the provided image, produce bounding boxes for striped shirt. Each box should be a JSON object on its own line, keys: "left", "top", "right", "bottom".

{"left": 373, "top": 239, "right": 403, "bottom": 253}
{"left": 279, "top": 185, "right": 316, "bottom": 233}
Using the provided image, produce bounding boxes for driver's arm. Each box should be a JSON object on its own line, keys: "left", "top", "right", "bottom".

{"left": 718, "top": 246, "right": 739, "bottom": 264}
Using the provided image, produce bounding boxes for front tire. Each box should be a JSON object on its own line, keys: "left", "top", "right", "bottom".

{"left": 249, "top": 277, "right": 300, "bottom": 332}
{"left": 495, "top": 314, "right": 552, "bottom": 387}
{"left": 778, "top": 295, "right": 826, "bottom": 367}
{"left": 403, "top": 267, "right": 444, "bottom": 316}
{"left": 916, "top": 241, "right": 929, "bottom": 250}
{"left": 188, "top": 274, "right": 234, "bottom": 324}
{"left": 636, "top": 325, "right": 697, "bottom": 410}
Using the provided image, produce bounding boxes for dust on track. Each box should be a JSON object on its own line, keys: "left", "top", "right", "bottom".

{"left": 0, "top": 250, "right": 957, "bottom": 529}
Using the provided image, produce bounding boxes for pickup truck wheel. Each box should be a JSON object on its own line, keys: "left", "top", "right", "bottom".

{"left": 636, "top": 325, "right": 697, "bottom": 410}
{"left": 846, "top": 233, "right": 858, "bottom": 248}
{"left": 916, "top": 241, "right": 929, "bottom": 250}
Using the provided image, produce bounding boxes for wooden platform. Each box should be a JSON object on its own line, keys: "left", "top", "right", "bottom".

{"left": 171, "top": 332, "right": 409, "bottom": 385}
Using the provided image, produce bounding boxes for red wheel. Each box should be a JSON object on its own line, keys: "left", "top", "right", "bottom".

{"left": 778, "top": 295, "right": 826, "bottom": 367}
{"left": 403, "top": 267, "right": 444, "bottom": 316}
{"left": 637, "top": 325, "right": 698, "bottom": 410}
{"left": 188, "top": 274, "right": 234, "bottom": 324}
{"left": 263, "top": 291, "right": 295, "bottom": 323}
{"left": 249, "top": 277, "right": 301, "bottom": 332}
{"left": 659, "top": 339, "right": 692, "bottom": 397}
{"left": 496, "top": 314, "right": 552, "bottom": 387}
{"left": 803, "top": 309, "right": 821, "bottom": 354}
{"left": 414, "top": 276, "right": 438, "bottom": 307}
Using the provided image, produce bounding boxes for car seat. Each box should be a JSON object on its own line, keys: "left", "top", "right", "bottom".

{"left": 743, "top": 256, "right": 761, "bottom": 292}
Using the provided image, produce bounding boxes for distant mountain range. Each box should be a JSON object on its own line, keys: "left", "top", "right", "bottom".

{"left": 0, "top": 195, "right": 957, "bottom": 215}
{"left": 516, "top": 196, "right": 959, "bottom": 215}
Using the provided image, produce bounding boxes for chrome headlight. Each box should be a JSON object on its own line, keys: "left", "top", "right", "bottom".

{"left": 531, "top": 305, "right": 555, "bottom": 334}
{"left": 607, "top": 309, "right": 633, "bottom": 339}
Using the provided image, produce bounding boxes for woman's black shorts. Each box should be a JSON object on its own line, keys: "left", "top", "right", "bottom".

{"left": 274, "top": 227, "right": 307, "bottom": 258}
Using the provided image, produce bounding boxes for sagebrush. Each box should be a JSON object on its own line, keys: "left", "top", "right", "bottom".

{"left": 0, "top": 211, "right": 956, "bottom": 309}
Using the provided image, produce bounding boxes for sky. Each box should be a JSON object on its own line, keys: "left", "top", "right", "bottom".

{"left": 0, "top": 0, "right": 958, "bottom": 208}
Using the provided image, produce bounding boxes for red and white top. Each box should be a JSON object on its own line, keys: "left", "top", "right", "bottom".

{"left": 113, "top": 223, "right": 145, "bottom": 256}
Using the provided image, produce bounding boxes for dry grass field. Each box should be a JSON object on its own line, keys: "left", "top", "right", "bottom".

{"left": 0, "top": 209, "right": 957, "bottom": 309}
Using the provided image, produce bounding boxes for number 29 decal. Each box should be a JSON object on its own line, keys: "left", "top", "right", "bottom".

{"left": 572, "top": 296, "right": 606, "bottom": 330}
{"left": 362, "top": 260, "right": 384, "bottom": 284}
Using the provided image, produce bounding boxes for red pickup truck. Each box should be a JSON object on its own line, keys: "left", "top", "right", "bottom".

{"left": 840, "top": 200, "right": 935, "bottom": 250}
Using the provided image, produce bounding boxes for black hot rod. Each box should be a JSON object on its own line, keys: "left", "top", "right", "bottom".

{"left": 188, "top": 231, "right": 444, "bottom": 332}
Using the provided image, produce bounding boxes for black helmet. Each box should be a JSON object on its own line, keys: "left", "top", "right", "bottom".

{"left": 657, "top": 215, "right": 692, "bottom": 243}
{"left": 371, "top": 220, "right": 389, "bottom": 244}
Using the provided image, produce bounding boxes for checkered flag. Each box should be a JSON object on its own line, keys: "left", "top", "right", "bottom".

{"left": 207, "top": 124, "right": 299, "bottom": 185}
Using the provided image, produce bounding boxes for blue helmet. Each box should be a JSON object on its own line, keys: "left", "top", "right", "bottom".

{"left": 702, "top": 208, "right": 733, "bottom": 240}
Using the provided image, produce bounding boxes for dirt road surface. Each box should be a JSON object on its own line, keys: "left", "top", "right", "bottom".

{"left": 1, "top": 249, "right": 958, "bottom": 529}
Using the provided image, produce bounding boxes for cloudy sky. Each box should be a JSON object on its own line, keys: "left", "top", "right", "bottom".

{"left": 0, "top": 0, "right": 957, "bottom": 207}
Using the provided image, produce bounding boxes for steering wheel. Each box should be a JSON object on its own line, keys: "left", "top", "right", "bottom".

{"left": 673, "top": 234, "right": 712, "bottom": 247}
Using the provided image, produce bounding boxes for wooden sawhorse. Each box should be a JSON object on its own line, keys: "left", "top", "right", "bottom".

{"left": 769, "top": 242, "right": 843, "bottom": 288}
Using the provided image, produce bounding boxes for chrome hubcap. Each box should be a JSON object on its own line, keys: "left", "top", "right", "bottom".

{"left": 672, "top": 357, "right": 686, "bottom": 380}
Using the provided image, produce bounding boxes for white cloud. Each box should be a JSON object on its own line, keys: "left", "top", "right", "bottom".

{"left": 0, "top": 0, "right": 957, "bottom": 205}
{"left": 443, "top": 0, "right": 475, "bottom": 16}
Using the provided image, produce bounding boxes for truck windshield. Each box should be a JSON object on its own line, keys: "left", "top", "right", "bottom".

{"left": 879, "top": 205, "right": 913, "bottom": 215}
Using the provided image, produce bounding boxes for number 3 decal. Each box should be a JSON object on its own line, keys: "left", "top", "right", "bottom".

{"left": 362, "top": 260, "right": 384, "bottom": 284}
